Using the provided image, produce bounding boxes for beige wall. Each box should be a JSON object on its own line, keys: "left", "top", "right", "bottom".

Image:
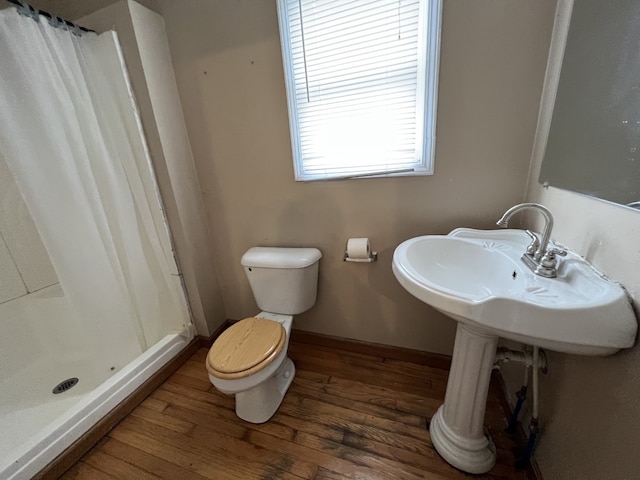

{"left": 31, "top": 0, "right": 556, "bottom": 353}
{"left": 154, "top": 0, "right": 556, "bottom": 353}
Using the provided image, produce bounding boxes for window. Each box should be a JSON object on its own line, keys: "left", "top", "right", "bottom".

{"left": 277, "top": 0, "right": 442, "bottom": 181}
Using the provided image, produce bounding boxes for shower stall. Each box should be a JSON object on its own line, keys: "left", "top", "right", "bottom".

{"left": 0, "top": 5, "right": 194, "bottom": 479}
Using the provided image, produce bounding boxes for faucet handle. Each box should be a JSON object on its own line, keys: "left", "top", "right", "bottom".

{"left": 525, "top": 230, "right": 540, "bottom": 255}
{"left": 539, "top": 248, "right": 567, "bottom": 268}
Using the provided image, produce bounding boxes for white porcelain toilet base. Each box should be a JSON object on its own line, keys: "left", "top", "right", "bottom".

{"left": 208, "top": 312, "right": 295, "bottom": 423}
{"left": 235, "top": 357, "right": 295, "bottom": 423}
{"left": 430, "top": 323, "right": 499, "bottom": 474}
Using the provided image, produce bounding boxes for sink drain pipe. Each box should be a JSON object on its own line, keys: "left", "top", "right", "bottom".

{"left": 506, "top": 362, "right": 528, "bottom": 434}
{"left": 493, "top": 346, "right": 547, "bottom": 468}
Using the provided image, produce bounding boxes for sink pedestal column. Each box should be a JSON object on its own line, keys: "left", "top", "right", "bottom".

{"left": 430, "top": 323, "right": 499, "bottom": 474}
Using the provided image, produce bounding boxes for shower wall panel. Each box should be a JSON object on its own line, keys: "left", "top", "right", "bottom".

{"left": 0, "top": 234, "right": 26, "bottom": 303}
{"left": 0, "top": 153, "right": 58, "bottom": 295}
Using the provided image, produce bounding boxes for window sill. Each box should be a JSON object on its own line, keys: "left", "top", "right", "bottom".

{"left": 295, "top": 168, "right": 434, "bottom": 182}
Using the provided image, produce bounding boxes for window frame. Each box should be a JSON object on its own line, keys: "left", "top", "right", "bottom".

{"left": 276, "top": 0, "right": 443, "bottom": 182}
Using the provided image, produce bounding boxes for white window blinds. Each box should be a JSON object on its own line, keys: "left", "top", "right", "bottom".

{"left": 277, "top": 0, "right": 441, "bottom": 181}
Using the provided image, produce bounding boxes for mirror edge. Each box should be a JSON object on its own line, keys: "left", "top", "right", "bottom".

{"left": 526, "top": 0, "right": 573, "bottom": 197}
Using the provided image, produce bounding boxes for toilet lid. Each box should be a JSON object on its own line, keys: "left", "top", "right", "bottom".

{"left": 206, "top": 317, "right": 285, "bottom": 378}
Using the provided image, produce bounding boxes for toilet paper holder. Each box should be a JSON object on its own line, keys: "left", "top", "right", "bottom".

{"left": 343, "top": 238, "right": 378, "bottom": 263}
{"left": 343, "top": 250, "right": 378, "bottom": 262}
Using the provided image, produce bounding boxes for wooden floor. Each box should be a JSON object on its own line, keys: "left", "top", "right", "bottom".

{"left": 62, "top": 340, "right": 531, "bottom": 480}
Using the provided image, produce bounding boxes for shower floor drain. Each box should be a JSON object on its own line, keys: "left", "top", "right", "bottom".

{"left": 52, "top": 377, "right": 79, "bottom": 394}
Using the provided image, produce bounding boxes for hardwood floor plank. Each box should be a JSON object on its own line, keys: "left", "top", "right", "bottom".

{"left": 111, "top": 417, "right": 297, "bottom": 480}
{"left": 247, "top": 429, "right": 395, "bottom": 480}
{"left": 122, "top": 414, "right": 314, "bottom": 480}
{"left": 139, "top": 397, "right": 169, "bottom": 413}
{"left": 130, "top": 405, "right": 196, "bottom": 434}
{"left": 156, "top": 381, "right": 235, "bottom": 411}
{"left": 189, "top": 424, "right": 318, "bottom": 479}
{"left": 277, "top": 395, "right": 436, "bottom": 464}
{"left": 294, "top": 430, "right": 445, "bottom": 480}
{"left": 80, "top": 449, "right": 160, "bottom": 480}
{"left": 381, "top": 358, "right": 451, "bottom": 381}
{"left": 62, "top": 461, "right": 117, "bottom": 480}
{"left": 294, "top": 368, "right": 332, "bottom": 384}
{"left": 151, "top": 389, "right": 247, "bottom": 439}
{"left": 290, "top": 331, "right": 452, "bottom": 370}
{"left": 166, "top": 401, "right": 297, "bottom": 441}
{"left": 289, "top": 342, "right": 449, "bottom": 388}
{"left": 290, "top": 353, "right": 445, "bottom": 399}
{"left": 167, "top": 371, "right": 212, "bottom": 392}
{"left": 270, "top": 412, "right": 345, "bottom": 444}
{"left": 312, "top": 468, "right": 345, "bottom": 480}
{"left": 288, "top": 341, "right": 386, "bottom": 364}
{"left": 177, "top": 361, "right": 212, "bottom": 380}
{"left": 291, "top": 375, "right": 427, "bottom": 427}
{"left": 98, "top": 438, "right": 209, "bottom": 480}
{"left": 282, "top": 393, "right": 429, "bottom": 442}
{"left": 341, "top": 431, "right": 439, "bottom": 471}
{"left": 188, "top": 348, "right": 208, "bottom": 363}
{"left": 152, "top": 384, "right": 296, "bottom": 441}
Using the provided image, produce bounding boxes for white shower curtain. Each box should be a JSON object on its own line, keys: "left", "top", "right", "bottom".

{"left": 0, "top": 9, "right": 189, "bottom": 351}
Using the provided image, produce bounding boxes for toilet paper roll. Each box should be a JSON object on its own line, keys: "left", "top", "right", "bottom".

{"left": 346, "top": 238, "right": 371, "bottom": 260}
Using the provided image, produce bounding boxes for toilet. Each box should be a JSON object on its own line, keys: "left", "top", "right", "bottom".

{"left": 206, "top": 246, "right": 322, "bottom": 423}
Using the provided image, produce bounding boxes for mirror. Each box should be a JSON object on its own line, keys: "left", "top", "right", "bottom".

{"left": 538, "top": 0, "right": 640, "bottom": 209}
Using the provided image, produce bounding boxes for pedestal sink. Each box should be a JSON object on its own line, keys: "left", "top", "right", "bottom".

{"left": 392, "top": 228, "right": 637, "bottom": 473}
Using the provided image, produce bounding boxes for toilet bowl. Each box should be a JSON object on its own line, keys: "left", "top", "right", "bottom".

{"left": 205, "top": 247, "right": 321, "bottom": 423}
{"left": 206, "top": 312, "right": 295, "bottom": 423}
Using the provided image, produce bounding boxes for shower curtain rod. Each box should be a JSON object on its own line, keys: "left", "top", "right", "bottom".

{"left": 4, "top": 0, "right": 94, "bottom": 33}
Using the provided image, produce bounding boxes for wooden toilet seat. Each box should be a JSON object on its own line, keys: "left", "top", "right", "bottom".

{"left": 206, "top": 317, "right": 286, "bottom": 380}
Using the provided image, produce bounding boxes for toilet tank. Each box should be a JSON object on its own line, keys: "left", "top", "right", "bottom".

{"left": 241, "top": 247, "right": 322, "bottom": 315}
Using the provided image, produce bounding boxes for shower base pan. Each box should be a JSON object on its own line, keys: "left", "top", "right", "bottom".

{"left": 1, "top": 333, "right": 194, "bottom": 480}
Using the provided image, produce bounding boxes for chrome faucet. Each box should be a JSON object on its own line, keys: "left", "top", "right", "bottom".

{"left": 496, "top": 203, "right": 565, "bottom": 278}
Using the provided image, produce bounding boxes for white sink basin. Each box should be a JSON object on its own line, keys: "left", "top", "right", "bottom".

{"left": 393, "top": 228, "right": 637, "bottom": 356}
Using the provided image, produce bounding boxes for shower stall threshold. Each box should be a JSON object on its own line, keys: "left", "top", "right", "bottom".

{"left": 2, "top": 333, "right": 196, "bottom": 480}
